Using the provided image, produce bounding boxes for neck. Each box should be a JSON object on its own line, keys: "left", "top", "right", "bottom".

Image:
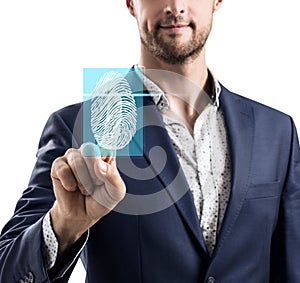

{"left": 138, "top": 45, "right": 212, "bottom": 132}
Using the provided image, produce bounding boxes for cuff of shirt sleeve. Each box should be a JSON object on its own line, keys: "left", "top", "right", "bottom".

{"left": 42, "top": 211, "right": 89, "bottom": 280}
{"left": 42, "top": 211, "right": 59, "bottom": 269}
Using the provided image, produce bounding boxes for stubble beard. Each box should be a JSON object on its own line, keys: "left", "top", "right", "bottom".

{"left": 140, "top": 18, "right": 212, "bottom": 65}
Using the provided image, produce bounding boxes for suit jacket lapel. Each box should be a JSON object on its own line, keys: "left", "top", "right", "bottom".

{"left": 212, "top": 86, "right": 255, "bottom": 258}
{"left": 140, "top": 96, "right": 209, "bottom": 256}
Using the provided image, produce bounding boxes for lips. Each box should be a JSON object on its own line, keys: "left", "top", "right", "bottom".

{"left": 159, "top": 24, "right": 190, "bottom": 29}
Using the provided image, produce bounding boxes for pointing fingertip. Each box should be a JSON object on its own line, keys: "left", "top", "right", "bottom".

{"left": 81, "top": 142, "right": 101, "bottom": 157}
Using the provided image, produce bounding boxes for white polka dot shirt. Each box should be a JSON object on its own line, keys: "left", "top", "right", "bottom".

{"left": 139, "top": 68, "right": 232, "bottom": 255}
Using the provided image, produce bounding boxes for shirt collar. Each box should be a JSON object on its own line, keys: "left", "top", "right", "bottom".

{"left": 134, "top": 65, "right": 221, "bottom": 113}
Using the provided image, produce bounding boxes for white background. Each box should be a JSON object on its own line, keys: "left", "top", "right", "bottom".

{"left": 0, "top": 0, "right": 299, "bottom": 282}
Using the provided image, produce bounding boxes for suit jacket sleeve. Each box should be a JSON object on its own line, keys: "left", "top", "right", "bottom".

{"left": 0, "top": 105, "right": 82, "bottom": 283}
{"left": 270, "top": 117, "right": 300, "bottom": 282}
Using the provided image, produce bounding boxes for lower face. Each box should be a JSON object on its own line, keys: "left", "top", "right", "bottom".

{"left": 139, "top": 14, "right": 213, "bottom": 65}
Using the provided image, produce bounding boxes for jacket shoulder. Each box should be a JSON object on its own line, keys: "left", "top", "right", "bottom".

{"left": 52, "top": 102, "right": 83, "bottom": 122}
{"left": 220, "top": 84, "right": 291, "bottom": 120}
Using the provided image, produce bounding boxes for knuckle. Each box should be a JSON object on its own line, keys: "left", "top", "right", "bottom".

{"left": 65, "top": 148, "right": 78, "bottom": 156}
{"left": 58, "top": 164, "right": 72, "bottom": 180}
{"left": 52, "top": 156, "right": 63, "bottom": 168}
{"left": 67, "top": 153, "right": 85, "bottom": 170}
{"left": 51, "top": 160, "right": 77, "bottom": 189}
{"left": 51, "top": 157, "right": 65, "bottom": 177}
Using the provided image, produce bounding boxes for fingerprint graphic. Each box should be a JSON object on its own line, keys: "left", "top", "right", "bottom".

{"left": 91, "top": 71, "right": 137, "bottom": 151}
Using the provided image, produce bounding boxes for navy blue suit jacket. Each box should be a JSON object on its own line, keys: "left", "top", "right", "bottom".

{"left": 1, "top": 84, "right": 300, "bottom": 283}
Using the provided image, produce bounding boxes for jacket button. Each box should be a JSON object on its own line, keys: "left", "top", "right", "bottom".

{"left": 207, "top": 276, "right": 216, "bottom": 283}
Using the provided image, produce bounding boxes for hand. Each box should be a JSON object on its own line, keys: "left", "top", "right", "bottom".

{"left": 50, "top": 143, "right": 126, "bottom": 255}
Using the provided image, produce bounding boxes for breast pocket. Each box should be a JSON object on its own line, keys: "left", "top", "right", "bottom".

{"left": 245, "top": 181, "right": 282, "bottom": 199}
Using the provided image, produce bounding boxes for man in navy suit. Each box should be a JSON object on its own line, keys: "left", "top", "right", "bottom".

{"left": 1, "top": 0, "right": 300, "bottom": 282}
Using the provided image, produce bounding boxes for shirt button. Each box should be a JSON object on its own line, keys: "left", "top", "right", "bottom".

{"left": 207, "top": 276, "right": 216, "bottom": 283}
